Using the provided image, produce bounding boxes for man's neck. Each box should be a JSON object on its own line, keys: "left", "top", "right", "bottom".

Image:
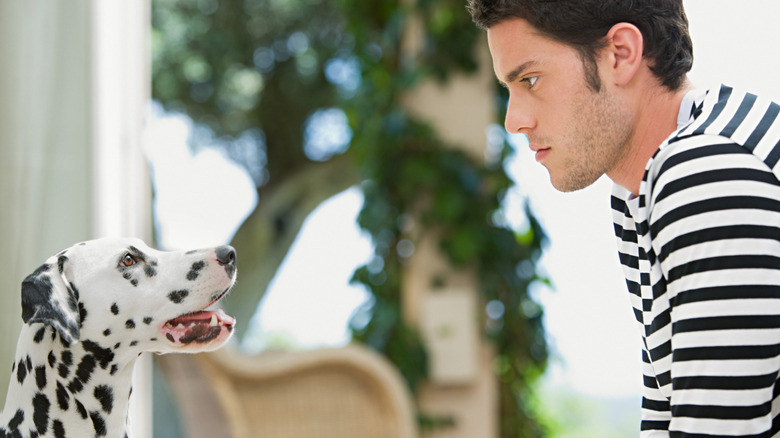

{"left": 609, "top": 78, "right": 694, "bottom": 195}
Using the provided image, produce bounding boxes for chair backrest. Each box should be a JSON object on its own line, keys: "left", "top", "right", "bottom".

{"left": 196, "top": 344, "right": 418, "bottom": 438}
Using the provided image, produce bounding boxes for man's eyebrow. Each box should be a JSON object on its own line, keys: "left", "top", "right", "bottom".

{"left": 499, "top": 60, "right": 538, "bottom": 87}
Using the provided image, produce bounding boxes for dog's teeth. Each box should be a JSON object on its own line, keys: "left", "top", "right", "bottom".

{"left": 176, "top": 323, "right": 185, "bottom": 329}
{"left": 209, "top": 314, "right": 218, "bottom": 327}
{"left": 165, "top": 323, "right": 173, "bottom": 329}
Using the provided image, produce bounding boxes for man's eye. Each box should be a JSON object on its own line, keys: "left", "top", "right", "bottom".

{"left": 522, "top": 76, "right": 538, "bottom": 88}
{"left": 121, "top": 254, "right": 137, "bottom": 267}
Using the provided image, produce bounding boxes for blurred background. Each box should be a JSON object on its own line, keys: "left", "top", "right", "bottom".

{"left": 1, "top": 1, "right": 779, "bottom": 437}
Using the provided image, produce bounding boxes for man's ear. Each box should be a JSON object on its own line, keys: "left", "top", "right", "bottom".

{"left": 21, "top": 255, "right": 80, "bottom": 345}
{"left": 603, "top": 22, "right": 644, "bottom": 86}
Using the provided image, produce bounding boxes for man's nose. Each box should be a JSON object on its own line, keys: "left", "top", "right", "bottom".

{"left": 504, "top": 94, "right": 535, "bottom": 134}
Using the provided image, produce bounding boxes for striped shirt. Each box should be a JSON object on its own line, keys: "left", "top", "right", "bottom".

{"left": 612, "top": 84, "right": 780, "bottom": 437}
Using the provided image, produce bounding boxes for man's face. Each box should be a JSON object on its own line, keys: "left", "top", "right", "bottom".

{"left": 487, "top": 18, "right": 633, "bottom": 192}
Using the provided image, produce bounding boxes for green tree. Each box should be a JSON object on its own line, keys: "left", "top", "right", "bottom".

{"left": 152, "top": 0, "right": 549, "bottom": 436}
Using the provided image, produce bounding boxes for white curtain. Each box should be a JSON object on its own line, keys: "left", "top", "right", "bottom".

{"left": 0, "top": 0, "right": 94, "bottom": 386}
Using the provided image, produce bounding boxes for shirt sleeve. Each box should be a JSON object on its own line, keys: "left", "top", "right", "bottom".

{"left": 647, "top": 137, "right": 780, "bottom": 436}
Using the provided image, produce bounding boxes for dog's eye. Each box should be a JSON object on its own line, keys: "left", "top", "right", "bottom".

{"left": 121, "top": 254, "right": 137, "bottom": 267}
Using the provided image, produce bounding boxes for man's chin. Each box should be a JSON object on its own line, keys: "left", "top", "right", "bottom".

{"left": 548, "top": 171, "right": 601, "bottom": 193}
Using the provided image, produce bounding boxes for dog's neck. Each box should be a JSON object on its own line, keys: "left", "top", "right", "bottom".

{"left": 1, "top": 324, "right": 139, "bottom": 438}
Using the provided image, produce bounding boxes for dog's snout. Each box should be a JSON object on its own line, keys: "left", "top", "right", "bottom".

{"left": 216, "top": 245, "right": 236, "bottom": 266}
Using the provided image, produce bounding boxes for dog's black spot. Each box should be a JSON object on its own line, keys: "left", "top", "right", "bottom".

{"left": 94, "top": 385, "right": 114, "bottom": 414}
{"left": 34, "top": 366, "right": 46, "bottom": 390}
{"left": 78, "top": 302, "right": 87, "bottom": 327}
{"left": 52, "top": 420, "right": 65, "bottom": 438}
{"left": 166, "top": 333, "right": 175, "bottom": 343}
{"left": 110, "top": 364, "right": 119, "bottom": 376}
{"left": 47, "top": 352, "right": 56, "bottom": 368}
{"left": 75, "top": 399, "right": 87, "bottom": 419}
{"left": 110, "top": 303, "right": 119, "bottom": 315}
{"left": 66, "top": 378, "right": 83, "bottom": 394}
{"left": 82, "top": 340, "right": 114, "bottom": 369}
{"left": 186, "top": 261, "right": 206, "bottom": 281}
{"left": 60, "top": 350, "right": 73, "bottom": 366}
{"left": 125, "top": 319, "right": 135, "bottom": 329}
{"left": 114, "top": 343, "right": 121, "bottom": 350}
{"left": 65, "top": 288, "right": 78, "bottom": 315}
{"left": 33, "top": 327, "right": 46, "bottom": 344}
{"left": 103, "top": 329, "right": 111, "bottom": 337}
{"left": 57, "top": 256, "right": 67, "bottom": 274}
{"left": 32, "top": 392, "right": 50, "bottom": 434}
{"left": 74, "top": 354, "right": 97, "bottom": 386}
{"left": 56, "top": 381, "right": 69, "bottom": 410}
{"left": 143, "top": 317, "right": 153, "bottom": 325}
{"left": 167, "top": 289, "right": 189, "bottom": 304}
{"left": 70, "top": 282, "right": 80, "bottom": 301}
{"left": 16, "top": 360, "right": 27, "bottom": 385}
{"left": 144, "top": 264, "right": 157, "bottom": 278}
{"left": 131, "top": 279, "right": 138, "bottom": 287}
{"left": 26, "top": 356, "right": 32, "bottom": 372}
{"left": 58, "top": 333, "right": 72, "bottom": 349}
{"left": 130, "top": 341, "right": 139, "bottom": 347}
{"left": 8, "top": 410, "right": 23, "bottom": 430}
{"left": 89, "top": 411, "right": 107, "bottom": 437}
{"left": 149, "top": 337, "right": 158, "bottom": 342}
{"left": 57, "top": 363, "right": 69, "bottom": 379}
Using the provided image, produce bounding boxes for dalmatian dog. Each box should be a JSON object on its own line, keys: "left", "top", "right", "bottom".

{"left": 0, "top": 238, "right": 237, "bottom": 438}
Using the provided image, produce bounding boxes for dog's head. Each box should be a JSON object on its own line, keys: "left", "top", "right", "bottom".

{"left": 21, "top": 238, "right": 237, "bottom": 354}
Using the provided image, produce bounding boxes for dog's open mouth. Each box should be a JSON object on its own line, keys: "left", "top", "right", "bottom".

{"left": 162, "top": 308, "right": 235, "bottom": 345}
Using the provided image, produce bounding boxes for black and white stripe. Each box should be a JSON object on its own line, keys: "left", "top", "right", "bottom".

{"left": 613, "top": 84, "right": 780, "bottom": 437}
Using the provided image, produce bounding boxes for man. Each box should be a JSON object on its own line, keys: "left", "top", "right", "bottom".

{"left": 468, "top": 1, "right": 780, "bottom": 436}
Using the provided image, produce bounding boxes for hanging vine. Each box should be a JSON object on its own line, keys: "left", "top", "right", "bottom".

{"left": 337, "top": 0, "right": 550, "bottom": 436}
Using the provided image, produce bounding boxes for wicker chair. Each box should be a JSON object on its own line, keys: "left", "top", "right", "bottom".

{"left": 158, "top": 343, "right": 418, "bottom": 438}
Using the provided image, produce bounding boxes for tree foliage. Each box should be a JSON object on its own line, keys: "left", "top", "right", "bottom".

{"left": 152, "top": 0, "right": 550, "bottom": 436}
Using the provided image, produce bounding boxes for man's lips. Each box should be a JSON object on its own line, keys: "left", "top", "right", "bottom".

{"left": 531, "top": 145, "right": 550, "bottom": 162}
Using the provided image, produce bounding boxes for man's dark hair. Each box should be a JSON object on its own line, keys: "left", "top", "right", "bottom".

{"left": 467, "top": 0, "right": 693, "bottom": 91}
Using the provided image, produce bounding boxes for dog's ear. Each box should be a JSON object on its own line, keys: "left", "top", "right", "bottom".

{"left": 21, "top": 255, "right": 80, "bottom": 345}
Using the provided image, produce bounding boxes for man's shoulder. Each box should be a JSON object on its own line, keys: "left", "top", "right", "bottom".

{"left": 647, "top": 84, "right": 780, "bottom": 188}
{"left": 670, "top": 84, "right": 780, "bottom": 158}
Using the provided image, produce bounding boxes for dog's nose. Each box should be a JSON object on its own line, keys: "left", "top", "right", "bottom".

{"left": 216, "top": 245, "right": 236, "bottom": 266}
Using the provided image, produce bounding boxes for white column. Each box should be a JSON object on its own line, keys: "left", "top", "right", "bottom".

{"left": 91, "top": 1, "right": 153, "bottom": 436}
